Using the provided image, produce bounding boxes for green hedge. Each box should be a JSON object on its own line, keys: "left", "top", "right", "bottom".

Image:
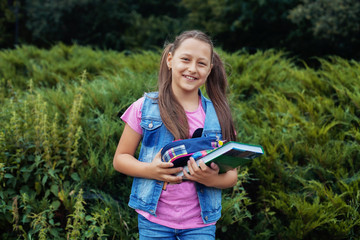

{"left": 0, "top": 44, "right": 359, "bottom": 239}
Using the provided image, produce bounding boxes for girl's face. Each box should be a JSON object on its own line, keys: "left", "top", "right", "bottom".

{"left": 167, "top": 38, "right": 213, "bottom": 96}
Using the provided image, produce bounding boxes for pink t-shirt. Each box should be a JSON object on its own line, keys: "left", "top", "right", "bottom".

{"left": 121, "top": 97, "right": 215, "bottom": 229}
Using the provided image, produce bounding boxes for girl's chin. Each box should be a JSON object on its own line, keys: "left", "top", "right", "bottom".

{"left": 181, "top": 84, "right": 201, "bottom": 93}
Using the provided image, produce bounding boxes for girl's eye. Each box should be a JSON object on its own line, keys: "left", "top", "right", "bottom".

{"left": 181, "top": 58, "right": 190, "bottom": 61}
{"left": 199, "top": 62, "right": 206, "bottom": 66}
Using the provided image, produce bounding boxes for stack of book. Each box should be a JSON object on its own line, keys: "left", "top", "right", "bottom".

{"left": 176, "top": 141, "right": 264, "bottom": 178}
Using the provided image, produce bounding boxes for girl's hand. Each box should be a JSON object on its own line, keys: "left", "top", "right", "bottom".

{"left": 183, "top": 157, "right": 220, "bottom": 186}
{"left": 148, "top": 150, "right": 183, "bottom": 184}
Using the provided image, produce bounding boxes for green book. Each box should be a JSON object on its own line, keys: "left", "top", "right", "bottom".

{"left": 176, "top": 141, "right": 264, "bottom": 178}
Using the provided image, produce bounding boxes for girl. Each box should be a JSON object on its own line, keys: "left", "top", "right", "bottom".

{"left": 113, "top": 30, "right": 237, "bottom": 240}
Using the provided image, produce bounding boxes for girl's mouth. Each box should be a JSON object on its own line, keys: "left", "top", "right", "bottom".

{"left": 184, "top": 75, "right": 197, "bottom": 81}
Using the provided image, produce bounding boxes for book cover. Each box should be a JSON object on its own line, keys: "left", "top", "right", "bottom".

{"left": 176, "top": 141, "right": 264, "bottom": 178}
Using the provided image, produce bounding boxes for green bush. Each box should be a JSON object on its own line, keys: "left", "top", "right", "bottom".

{"left": 1, "top": 44, "right": 359, "bottom": 239}
{"left": 2, "top": 0, "right": 360, "bottom": 60}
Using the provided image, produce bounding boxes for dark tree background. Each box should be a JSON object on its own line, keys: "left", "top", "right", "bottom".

{"left": 1, "top": 0, "right": 360, "bottom": 61}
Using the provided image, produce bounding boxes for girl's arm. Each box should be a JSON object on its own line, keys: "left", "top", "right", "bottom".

{"left": 183, "top": 158, "right": 238, "bottom": 189}
{"left": 113, "top": 124, "right": 183, "bottom": 184}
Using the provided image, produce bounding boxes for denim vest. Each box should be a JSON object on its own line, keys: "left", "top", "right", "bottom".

{"left": 128, "top": 91, "right": 223, "bottom": 224}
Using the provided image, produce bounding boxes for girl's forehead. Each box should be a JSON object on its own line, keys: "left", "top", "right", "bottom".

{"left": 174, "top": 38, "right": 212, "bottom": 58}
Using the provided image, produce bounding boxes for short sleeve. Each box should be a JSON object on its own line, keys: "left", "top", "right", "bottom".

{"left": 120, "top": 97, "right": 144, "bottom": 135}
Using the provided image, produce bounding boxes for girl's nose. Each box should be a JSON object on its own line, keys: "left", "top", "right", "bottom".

{"left": 188, "top": 62, "right": 197, "bottom": 73}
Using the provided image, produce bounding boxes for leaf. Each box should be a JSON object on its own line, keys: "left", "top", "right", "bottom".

{"left": 20, "top": 166, "right": 32, "bottom": 173}
{"left": 42, "top": 174, "right": 48, "bottom": 186}
{"left": 48, "top": 168, "right": 56, "bottom": 178}
{"left": 50, "top": 184, "right": 59, "bottom": 197}
{"left": 35, "top": 181, "right": 41, "bottom": 194}
{"left": 51, "top": 200, "right": 61, "bottom": 210}
{"left": 49, "top": 228, "right": 60, "bottom": 238}
{"left": 23, "top": 173, "right": 31, "bottom": 182}
{"left": 71, "top": 172, "right": 80, "bottom": 182}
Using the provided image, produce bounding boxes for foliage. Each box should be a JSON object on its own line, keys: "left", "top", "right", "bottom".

{"left": 289, "top": 0, "right": 360, "bottom": 40}
{"left": 224, "top": 49, "right": 360, "bottom": 239}
{"left": 23, "top": 0, "right": 185, "bottom": 50}
{"left": 288, "top": 0, "right": 360, "bottom": 58}
{"left": 181, "top": 0, "right": 298, "bottom": 52}
{"left": 1, "top": 44, "right": 360, "bottom": 239}
{"left": 0, "top": 45, "right": 152, "bottom": 238}
{"left": 0, "top": 0, "right": 17, "bottom": 48}
{"left": 1, "top": 0, "right": 360, "bottom": 60}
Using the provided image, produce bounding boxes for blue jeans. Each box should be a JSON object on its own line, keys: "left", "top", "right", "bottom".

{"left": 138, "top": 214, "right": 216, "bottom": 240}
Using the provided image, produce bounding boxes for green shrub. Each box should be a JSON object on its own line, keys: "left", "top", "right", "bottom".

{"left": 1, "top": 44, "right": 359, "bottom": 239}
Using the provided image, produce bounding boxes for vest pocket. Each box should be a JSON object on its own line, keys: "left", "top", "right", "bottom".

{"left": 140, "top": 119, "right": 163, "bottom": 150}
{"left": 141, "top": 119, "right": 163, "bottom": 131}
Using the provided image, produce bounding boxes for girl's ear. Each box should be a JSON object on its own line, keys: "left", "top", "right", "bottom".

{"left": 166, "top": 52, "right": 173, "bottom": 70}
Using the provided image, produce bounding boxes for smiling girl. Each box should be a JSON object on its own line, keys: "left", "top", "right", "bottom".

{"left": 113, "top": 30, "right": 237, "bottom": 240}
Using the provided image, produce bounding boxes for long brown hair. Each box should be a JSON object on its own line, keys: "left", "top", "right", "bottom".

{"left": 158, "top": 30, "right": 236, "bottom": 141}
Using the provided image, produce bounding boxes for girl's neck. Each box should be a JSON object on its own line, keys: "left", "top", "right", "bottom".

{"left": 172, "top": 88, "right": 200, "bottom": 112}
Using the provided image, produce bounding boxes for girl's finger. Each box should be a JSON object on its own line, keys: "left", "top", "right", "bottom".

{"left": 198, "top": 160, "right": 208, "bottom": 171}
{"left": 210, "top": 162, "right": 219, "bottom": 172}
{"left": 183, "top": 167, "right": 192, "bottom": 179}
{"left": 189, "top": 157, "right": 199, "bottom": 169}
{"left": 187, "top": 160, "right": 195, "bottom": 176}
{"left": 167, "top": 167, "right": 183, "bottom": 174}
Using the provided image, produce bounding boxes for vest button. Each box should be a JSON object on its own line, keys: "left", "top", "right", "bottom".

{"left": 148, "top": 122, "right": 153, "bottom": 128}
{"left": 205, "top": 216, "right": 208, "bottom": 221}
